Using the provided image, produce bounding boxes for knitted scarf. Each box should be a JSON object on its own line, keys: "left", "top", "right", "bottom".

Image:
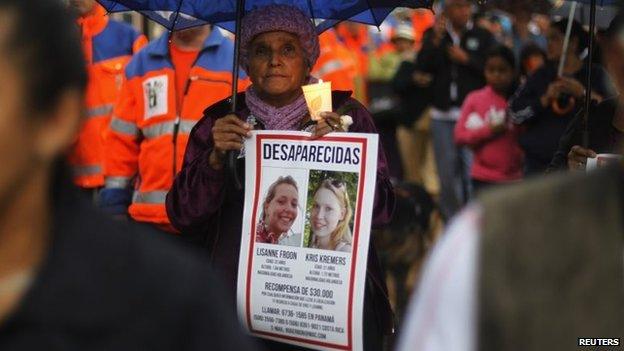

{"left": 245, "top": 77, "right": 318, "bottom": 130}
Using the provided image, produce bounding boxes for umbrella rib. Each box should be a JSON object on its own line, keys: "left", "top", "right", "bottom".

{"left": 582, "top": 0, "right": 597, "bottom": 148}
{"left": 363, "top": 0, "right": 381, "bottom": 28}
{"left": 558, "top": 1, "right": 577, "bottom": 77}
{"left": 307, "top": 0, "right": 316, "bottom": 26}
{"left": 170, "top": 0, "right": 184, "bottom": 31}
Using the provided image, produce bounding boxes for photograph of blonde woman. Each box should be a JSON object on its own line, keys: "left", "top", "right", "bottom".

{"left": 308, "top": 178, "right": 355, "bottom": 253}
{"left": 256, "top": 175, "right": 302, "bottom": 246}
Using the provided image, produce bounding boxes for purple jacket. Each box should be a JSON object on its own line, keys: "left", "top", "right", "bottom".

{"left": 166, "top": 91, "right": 395, "bottom": 333}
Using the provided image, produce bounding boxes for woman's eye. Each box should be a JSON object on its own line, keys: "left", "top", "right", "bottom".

{"left": 254, "top": 47, "right": 269, "bottom": 58}
{"left": 282, "top": 45, "right": 296, "bottom": 56}
{"left": 324, "top": 206, "right": 333, "bottom": 213}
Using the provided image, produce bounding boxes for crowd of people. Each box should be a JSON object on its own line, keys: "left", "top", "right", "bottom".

{"left": 0, "top": 0, "right": 622, "bottom": 349}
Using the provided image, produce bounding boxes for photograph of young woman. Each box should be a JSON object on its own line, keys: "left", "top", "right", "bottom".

{"left": 309, "top": 179, "right": 353, "bottom": 253}
{"left": 256, "top": 175, "right": 302, "bottom": 246}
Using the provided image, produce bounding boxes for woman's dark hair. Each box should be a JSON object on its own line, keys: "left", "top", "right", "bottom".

{"left": 551, "top": 18, "right": 589, "bottom": 55}
{"left": 0, "top": 0, "right": 87, "bottom": 114}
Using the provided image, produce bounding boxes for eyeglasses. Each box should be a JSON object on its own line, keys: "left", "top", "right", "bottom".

{"left": 328, "top": 178, "right": 347, "bottom": 191}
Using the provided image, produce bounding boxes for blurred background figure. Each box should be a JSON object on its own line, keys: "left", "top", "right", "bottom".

{"left": 408, "top": 0, "right": 495, "bottom": 220}
{"left": 336, "top": 21, "right": 373, "bottom": 104}
{"left": 0, "top": 1, "right": 256, "bottom": 349}
{"left": 391, "top": 12, "right": 439, "bottom": 197}
{"left": 509, "top": 19, "right": 612, "bottom": 176}
{"left": 66, "top": 0, "right": 146, "bottom": 195}
{"left": 100, "top": 25, "right": 247, "bottom": 232}
{"left": 509, "top": 4, "right": 547, "bottom": 61}
{"left": 548, "top": 11, "right": 624, "bottom": 172}
{"left": 519, "top": 43, "right": 547, "bottom": 80}
{"left": 312, "top": 29, "right": 358, "bottom": 92}
{"left": 454, "top": 45, "right": 524, "bottom": 194}
{"left": 368, "top": 24, "right": 417, "bottom": 181}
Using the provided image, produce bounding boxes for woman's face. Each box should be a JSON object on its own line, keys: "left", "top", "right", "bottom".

{"left": 546, "top": 26, "right": 577, "bottom": 61}
{"left": 311, "top": 188, "right": 345, "bottom": 238}
{"left": 247, "top": 31, "right": 309, "bottom": 107}
{"left": 546, "top": 26, "right": 564, "bottom": 60}
{"left": 264, "top": 183, "right": 298, "bottom": 234}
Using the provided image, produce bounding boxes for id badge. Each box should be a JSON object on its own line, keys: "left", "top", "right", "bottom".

{"left": 450, "top": 82, "right": 458, "bottom": 102}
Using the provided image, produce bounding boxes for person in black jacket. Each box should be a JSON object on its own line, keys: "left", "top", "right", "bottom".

{"left": 509, "top": 19, "right": 613, "bottom": 176}
{"left": 0, "top": 1, "right": 256, "bottom": 350}
{"left": 407, "top": 0, "right": 495, "bottom": 219}
{"left": 548, "top": 12, "right": 624, "bottom": 172}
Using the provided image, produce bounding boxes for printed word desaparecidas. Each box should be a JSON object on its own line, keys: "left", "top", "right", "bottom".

{"left": 263, "top": 143, "right": 361, "bottom": 165}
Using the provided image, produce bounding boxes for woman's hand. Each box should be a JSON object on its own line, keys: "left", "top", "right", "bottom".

{"left": 541, "top": 80, "right": 563, "bottom": 107}
{"left": 541, "top": 78, "right": 586, "bottom": 108}
{"left": 209, "top": 114, "right": 252, "bottom": 170}
{"left": 567, "top": 145, "right": 597, "bottom": 171}
{"left": 312, "top": 112, "right": 343, "bottom": 138}
{"left": 412, "top": 71, "right": 433, "bottom": 87}
{"left": 557, "top": 77, "right": 585, "bottom": 99}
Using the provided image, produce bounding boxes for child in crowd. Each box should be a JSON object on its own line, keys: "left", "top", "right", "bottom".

{"left": 454, "top": 45, "right": 524, "bottom": 194}
{"left": 519, "top": 43, "right": 547, "bottom": 80}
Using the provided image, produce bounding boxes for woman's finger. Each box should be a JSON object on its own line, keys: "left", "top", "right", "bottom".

{"left": 214, "top": 141, "right": 243, "bottom": 152}
{"left": 214, "top": 132, "right": 246, "bottom": 144}
{"left": 213, "top": 123, "right": 252, "bottom": 138}
{"left": 214, "top": 115, "right": 252, "bottom": 134}
{"left": 312, "top": 120, "right": 333, "bottom": 138}
{"left": 218, "top": 114, "right": 252, "bottom": 129}
{"left": 570, "top": 145, "right": 597, "bottom": 158}
{"left": 319, "top": 113, "right": 343, "bottom": 132}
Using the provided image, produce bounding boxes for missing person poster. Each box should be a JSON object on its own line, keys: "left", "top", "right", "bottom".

{"left": 237, "top": 131, "right": 379, "bottom": 351}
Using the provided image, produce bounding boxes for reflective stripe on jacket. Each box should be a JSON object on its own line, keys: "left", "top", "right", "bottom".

{"left": 68, "top": 5, "right": 147, "bottom": 188}
{"left": 312, "top": 30, "right": 358, "bottom": 93}
{"left": 104, "top": 30, "right": 249, "bottom": 226}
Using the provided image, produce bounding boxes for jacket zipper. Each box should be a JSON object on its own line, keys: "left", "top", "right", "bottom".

{"left": 173, "top": 75, "right": 231, "bottom": 176}
{"left": 170, "top": 52, "right": 203, "bottom": 180}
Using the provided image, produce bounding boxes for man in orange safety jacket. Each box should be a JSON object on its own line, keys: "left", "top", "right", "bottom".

{"left": 312, "top": 29, "right": 358, "bottom": 93}
{"left": 100, "top": 26, "right": 248, "bottom": 231}
{"left": 336, "top": 22, "right": 372, "bottom": 105}
{"left": 68, "top": 0, "right": 147, "bottom": 189}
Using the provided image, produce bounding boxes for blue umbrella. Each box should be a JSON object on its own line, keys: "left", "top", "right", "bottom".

{"left": 97, "top": 0, "right": 435, "bottom": 32}
{"left": 97, "top": 0, "right": 436, "bottom": 187}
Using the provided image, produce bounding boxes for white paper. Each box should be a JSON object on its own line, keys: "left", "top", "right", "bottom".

{"left": 237, "top": 131, "right": 379, "bottom": 351}
{"left": 586, "top": 153, "right": 623, "bottom": 171}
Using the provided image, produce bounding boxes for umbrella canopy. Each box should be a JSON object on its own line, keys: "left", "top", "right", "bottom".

{"left": 567, "top": 0, "right": 617, "bottom": 4}
{"left": 97, "top": 0, "right": 435, "bottom": 32}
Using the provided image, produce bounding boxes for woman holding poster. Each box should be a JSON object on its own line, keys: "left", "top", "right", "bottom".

{"left": 256, "top": 176, "right": 301, "bottom": 246}
{"left": 166, "top": 4, "right": 395, "bottom": 350}
{"left": 310, "top": 179, "right": 353, "bottom": 253}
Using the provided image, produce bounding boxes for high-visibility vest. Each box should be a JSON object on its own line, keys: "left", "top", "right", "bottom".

{"left": 104, "top": 30, "right": 249, "bottom": 226}
{"left": 336, "top": 24, "right": 372, "bottom": 105}
{"left": 411, "top": 10, "right": 435, "bottom": 50}
{"left": 68, "top": 5, "right": 147, "bottom": 188}
{"left": 312, "top": 30, "right": 358, "bottom": 92}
